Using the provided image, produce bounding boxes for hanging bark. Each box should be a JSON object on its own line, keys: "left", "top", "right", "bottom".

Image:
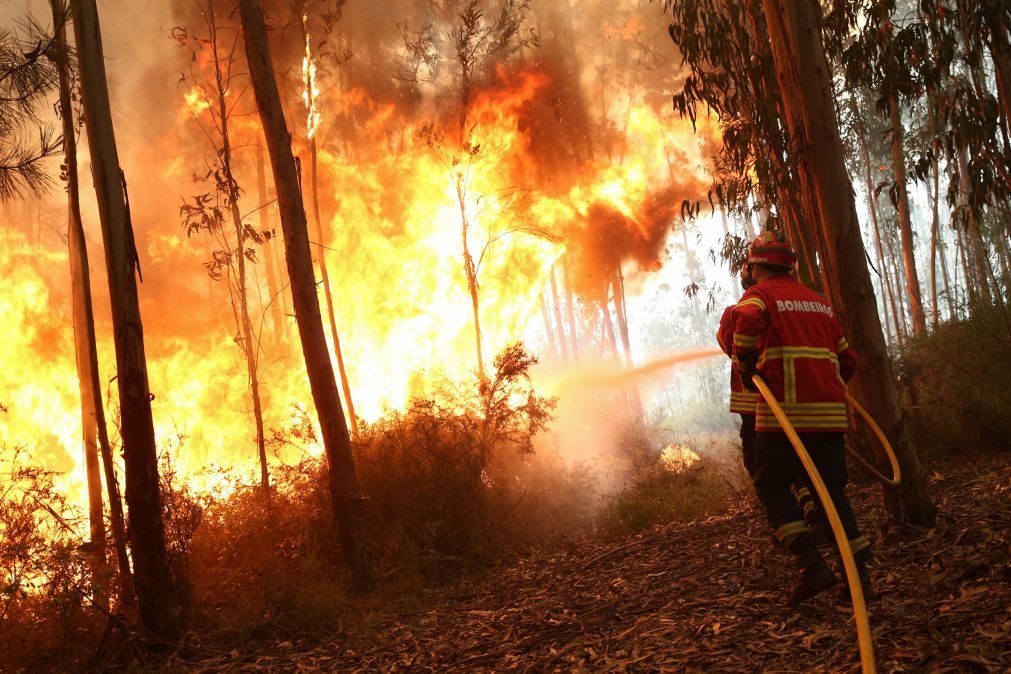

{"left": 238, "top": 0, "right": 370, "bottom": 587}
{"left": 309, "top": 140, "right": 360, "bottom": 437}
{"left": 52, "top": 0, "right": 106, "bottom": 593}
{"left": 761, "top": 0, "right": 935, "bottom": 525}
{"left": 256, "top": 146, "right": 286, "bottom": 343}
{"left": 71, "top": 0, "right": 180, "bottom": 636}
{"left": 206, "top": 7, "right": 269, "bottom": 494}
{"left": 886, "top": 92, "right": 927, "bottom": 335}
{"left": 301, "top": 19, "right": 360, "bottom": 438}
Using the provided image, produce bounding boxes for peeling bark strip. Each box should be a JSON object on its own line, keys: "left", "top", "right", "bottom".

{"left": 51, "top": 0, "right": 106, "bottom": 590}
{"left": 238, "top": 0, "right": 371, "bottom": 587}
{"left": 760, "top": 0, "right": 935, "bottom": 526}
{"left": 71, "top": 0, "right": 179, "bottom": 637}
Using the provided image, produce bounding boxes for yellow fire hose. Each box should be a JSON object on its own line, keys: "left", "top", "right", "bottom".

{"left": 844, "top": 394, "right": 902, "bottom": 487}
{"left": 752, "top": 375, "right": 877, "bottom": 674}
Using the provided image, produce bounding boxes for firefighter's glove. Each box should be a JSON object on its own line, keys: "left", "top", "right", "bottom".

{"left": 738, "top": 353, "right": 759, "bottom": 391}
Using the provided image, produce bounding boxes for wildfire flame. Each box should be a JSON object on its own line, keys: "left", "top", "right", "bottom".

{"left": 0, "top": 47, "right": 718, "bottom": 514}
{"left": 301, "top": 15, "right": 321, "bottom": 141}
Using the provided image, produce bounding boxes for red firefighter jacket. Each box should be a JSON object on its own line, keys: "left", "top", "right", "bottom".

{"left": 731, "top": 275, "right": 857, "bottom": 432}
{"left": 717, "top": 305, "right": 760, "bottom": 415}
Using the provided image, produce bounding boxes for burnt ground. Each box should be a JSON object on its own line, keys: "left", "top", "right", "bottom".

{"left": 175, "top": 453, "right": 1011, "bottom": 673}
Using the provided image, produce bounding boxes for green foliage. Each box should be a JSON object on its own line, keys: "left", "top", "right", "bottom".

{"left": 897, "top": 306, "right": 1011, "bottom": 453}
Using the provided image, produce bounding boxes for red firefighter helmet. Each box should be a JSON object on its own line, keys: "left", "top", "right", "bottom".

{"left": 746, "top": 231, "right": 797, "bottom": 270}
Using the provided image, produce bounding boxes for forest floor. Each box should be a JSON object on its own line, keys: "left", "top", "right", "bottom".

{"left": 173, "top": 452, "right": 1011, "bottom": 673}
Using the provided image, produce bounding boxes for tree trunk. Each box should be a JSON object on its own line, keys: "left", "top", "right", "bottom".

{"left": 56, "top": 1, "right": 133, "bottom": 610}
{"left": 72, "top": 0, "right": 180, "bottom": 636}
{"left": 208, "top": 9, "right": 270, "bottom": 495}
{"left": 256, "top": 146, "right": 286, "bottom": 343}
{"left": 762, "top": 0, "right": 936, "bottom": 525}
{"left": 238, "top": 0, "right": 371, "bottom": 587}
{"left": 982, "top": 0, "right": 1011, "bottom": 143}
{"left": 928, "top": 106, "right": 942, "bottom": 328}
{"left": 309, "top": 140, "right": 360, "bottom": 438}
{"left": 601, "top": 300, "right": 620, "bottom": 361}
{"left": 937, "top": 224, "right": 955, "bottom": 322}
{"left": 886, "top": 94, "right": 927, "bottom": 335}
{"left": 453, "top": 175, "right": 485, "bottom": 380}
{"left": 52, "top": 0, "right": 106, "bottom": 594}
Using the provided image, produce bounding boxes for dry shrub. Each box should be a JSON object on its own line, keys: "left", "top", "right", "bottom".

{"left": 598, "top": 421, "right": 737, "bottom": 537}
{"left": 182, "top": 463, "right": 345, "bottom": 642}
{"left": 898, "top": 306, "right": 1011, "bottom": 454}
{"left": 0, "top": 448, "right": 103, "bottom": 670}
{"left": 357, "top": 343, "right": 594, "bottom": 587}
{"left": 174, "top": 344, "right": 596, "bottom": 641}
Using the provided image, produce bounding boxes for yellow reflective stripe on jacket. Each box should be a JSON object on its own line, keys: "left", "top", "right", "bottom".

{"left": 734, "top": 333, "right": 759, "bottom": 348}
{"left": 736, "top": 296, "right": 767, "bottom": 312}
{"left": 837, "top": 337, "right": 849, "bottom": 352}
{"left": 762, "top": 346, "right": 840, "bottom": 361}
{"left": 758, "top": 401, "right": 847, "bottom": 412}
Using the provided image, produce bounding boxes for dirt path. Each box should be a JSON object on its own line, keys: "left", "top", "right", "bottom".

{"left": 179, "top": 453, "right": 1011, "bottom": 672}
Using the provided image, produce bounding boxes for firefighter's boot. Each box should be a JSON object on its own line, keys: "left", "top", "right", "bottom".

{"left": 838, "top": 547, "right": 874, "bottom": 603}
{"left": 786, "top": 533, "right": 838, "bottom": 605}
{"left": 793, "top": 485, "right": 831, "bottom": 548}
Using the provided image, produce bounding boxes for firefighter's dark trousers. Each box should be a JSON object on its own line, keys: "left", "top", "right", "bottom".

{"left": 753, "top": 431, "right": 870, "bottom": 552}
{"left": 739, "top": 413, "right": 757, "bottom": 479}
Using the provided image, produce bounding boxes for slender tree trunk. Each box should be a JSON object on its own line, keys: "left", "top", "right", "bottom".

{"left": 52, "top": 0, "right": 106, "bottom": 593}
{"left": 928, "top": 107, "right": 942, "bottom": 328}
{"left": 861, "top": 138, "right": 904, "bottom": 346}
{"left": 762, "top": 0, "right": 935, "bottom": 525}
{"left": 887, "top": 93, "right": 927, "bottom": 335}
{"left": 957, "top": 147, "right": 993, "bottom": 305}
{"left": 549, "top": 267, "right": 568, "bottom": 363}
{"left": 611, "top": 267, "right": 643, "bottom": 417}
{"left": 239, "top": 0, "right": 370, "bottom": 587}
{"left": 563, "top": 263, "right": 579, "bottom": 360}
{"left": 72, "top": 0, "right": 180, "bottom": 636}
{"left": 256, "top": 146, "right": 286, "bottom": 343}
{"left": 938, "top": 226, "right": 955, "bottom": 322}
{"left": 300, "top": 20, "right": 360, "bottom": 438}
{"left": 539, "top": 293, "right": 557, "bottom": 362}
{"left": 612, "top": 269, "right": 633, "bottom": 368}
{"left": 453, "top": 176, "right": 485, "bottom": 380}
{"left": 886, "top": 226, "right": 911, "bottom": 339}
{"left": 208, "top": 12, "right": 270, "bottom": 494}
{"left": 601, "top": 300, "right": 620, "bottom": 361}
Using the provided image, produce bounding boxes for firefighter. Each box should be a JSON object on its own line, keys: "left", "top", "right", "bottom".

{"left": 731, "top": 231, "right": 872, "bottom": 605}
{"left": 717, "top": 262, "right": 828, "bottom": 544}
